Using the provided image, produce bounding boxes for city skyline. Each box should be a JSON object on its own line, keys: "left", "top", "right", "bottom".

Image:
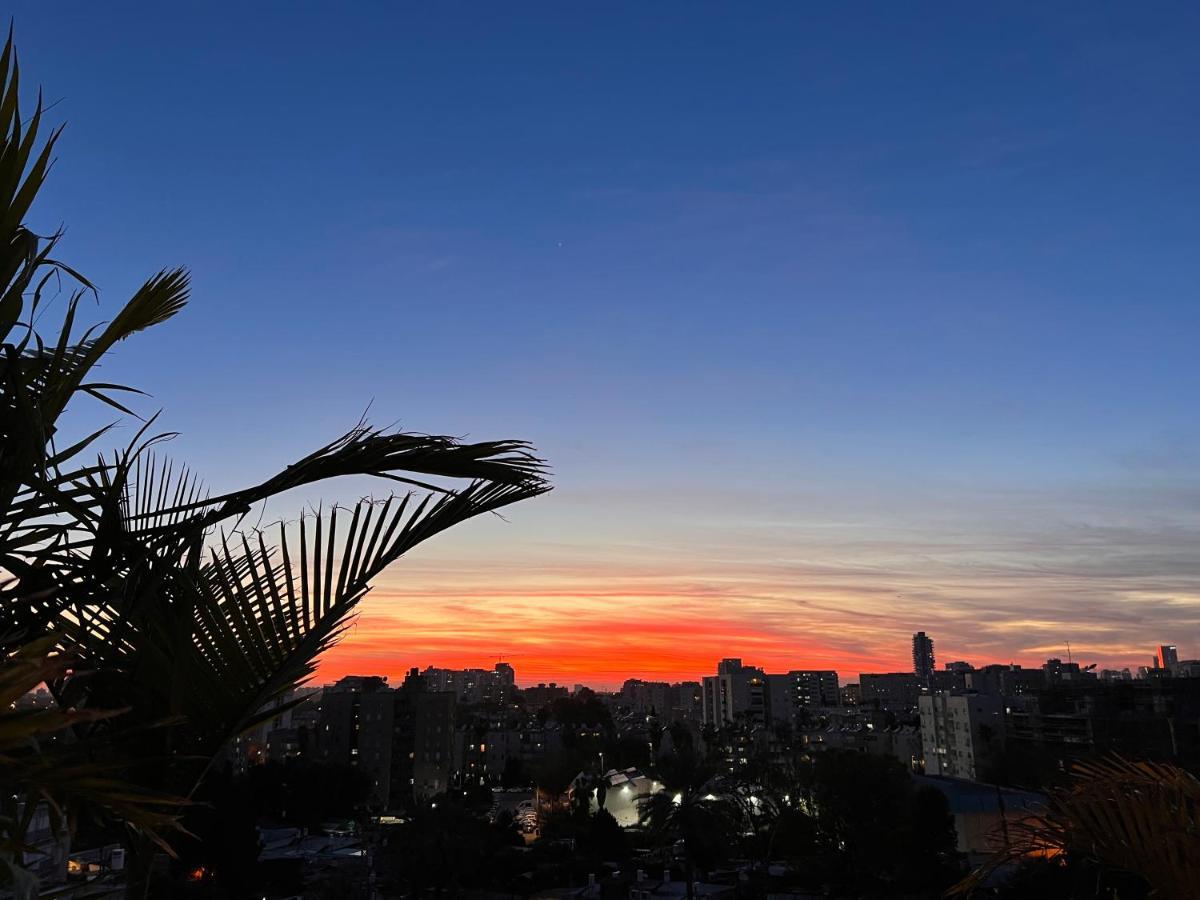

{"left": 11, "top": 4, "right": 1200, "bottom": 688}
{"left": 315, "top": 630, "right": 1185, "bottom": 690}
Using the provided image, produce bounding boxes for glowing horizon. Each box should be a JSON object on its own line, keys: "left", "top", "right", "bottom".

{"left": 312, "top": 478, "right": 1199, "bottom": 688}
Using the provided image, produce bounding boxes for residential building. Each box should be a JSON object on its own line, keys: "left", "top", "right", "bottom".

{"left": 858, "top": 672, "right": 923, "bottom": 711}
{"left": 524, "top": 682, "right": 570, "bottom": 709}
{"left": 866, "top": 722, "right": 924, "bottom": 771}
{"left": 966, "top": 664, "right": 1047, "bottom": 698}
{"left": 1043, "top": 658, "right": 1096, "bottom": 683}
{"left": 229, "top": 686, "right": 320, "bottom": 773}
{"left": 912, "top": 632, "right": 936, "bottom": 680}
{"left": 412, "top": 690, "right": 456, "bottom": 799}
{"left": 671, "top": 681, "right": 704, "bottom": 722}
{"left": 421, "top": 662, "right": 516, "bottom": 705}
{"left": 315, "top": 675, "right": 393, "bottom": 805}
{"left": 701, "top": 658, "right": 768, "bottom": 726}
{"left": 765, "top": 670, "right": 839, "bottom": 728}
{"left": 311, "top": 670, "right": 459, "bottom": 810}
{"left": 1005, "top": 678, "right": 1200, "bottom": 768}
{"left": 620, "top": 679, "right": 673, "bottom": 717}
{"left": 356, "top": 690, "right": 396, "bottom": 805}
{"left": 453, "top": 721, "right": 564, "bottom": 786}
{"left": 929, "top": 665, "right": 972, "bottom": 692}
{"left": 919, "top": 693, "right": 1004, "bottom": 781}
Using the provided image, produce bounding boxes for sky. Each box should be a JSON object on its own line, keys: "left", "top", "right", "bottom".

{"left": 12, "top": 3, "right": 1200, "bottom": 686}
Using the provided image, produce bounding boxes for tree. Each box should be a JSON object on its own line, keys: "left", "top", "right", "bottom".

{"left": 585, "top": 808, "right": 628, "bottom": 860}
{"left": 377, "top": 798, "right": 520, "bottom": 898}
{"left": 0, "top": 34, "right": 190, "bottom": 896}
{"left": 640, "top": 749, "right": 746, "bottom": 900}
{"left": 0, "top": 639, "right": 183, "bottom": 895}
{"left": 900, "top": 784, "right": 960, "bottom": 891}
{"left": 0, "top": 31, "right": 549, "bottom": 897}
{"left": 804, "top": 751, "right": 959, "bottom": 894}
{"left": 738, "top": 761, "right": 818, "bottom": 879}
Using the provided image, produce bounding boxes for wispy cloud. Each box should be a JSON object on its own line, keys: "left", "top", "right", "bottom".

{"left": 316, "top": 472, "right": 1200, "bottom": 687}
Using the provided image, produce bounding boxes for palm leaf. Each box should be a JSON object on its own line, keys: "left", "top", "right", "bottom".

{"left": 951, "top": 754, "right": 1200, "bottom": 897}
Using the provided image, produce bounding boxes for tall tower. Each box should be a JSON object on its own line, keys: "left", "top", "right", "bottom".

{"left": 912, "top": 631, "right": 935, "bottom": 680}
{"left": 1157, "top": 645, "right": 1179, "bottom": 670}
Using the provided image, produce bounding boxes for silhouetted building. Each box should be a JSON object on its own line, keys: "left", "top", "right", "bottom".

{"left": 1006, "top": 678, "right": 1200, "bottom": 768}
{"left": 315, "top": 675, "right": 393, "bottom": 805}
{"left": 929, "top": 661, "right": 974, "bottom": 692}
{"left": 912, "top": 632, "right": 936, "bottom": 680}
{"left": 1157, "top": 644, "right": 1179, "bottom": 670}
{"left": 383, "top": 669, "right": 460, "bottom": 808}
{"left": 702, "top": 658, "right": 768, "bottom": 726}
{"left": 766, "top": 670, "right": 840, "bottom": 728}
{"left": 966, "top": 664, "right": 1047, "bottom": 698}
{"left": 412, "top": 691, "right": 456, "bottom": 798}
{"left": 672, "top": 681, "right": 704, "bottom": 722}
{"left": 523, "top": 682, "right": 569, "bottom": 709}
{"left": 495, "top": 661, "right": 516, "bottom": 687}
{"left": 620, "top": 679, "right": 672, "bottom": 717}
{"left": 859, "top": 672, "right": 923, "bottom": 711}
{"left": 1043, "top": 658, "right": 1095, "bottom": 683}
{"left": 315, "top": 677, "right": 390, "bottom": 770}
{"left": 312, "top": 670, "right": 459, "bottom": 810}
{"left": 230, "top": 687, "right": 319, "bottom": 773}
{"left": 421, "top": 662, "right": 516, "bottom": 705}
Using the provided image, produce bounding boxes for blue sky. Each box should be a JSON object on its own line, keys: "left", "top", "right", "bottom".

{"left": 13, "top": 3, "right": 1200, "bottom": 681}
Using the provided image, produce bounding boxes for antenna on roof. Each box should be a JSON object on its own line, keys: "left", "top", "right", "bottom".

{"left": 1066, "top": 641, "right": 1072, "bottom": 664}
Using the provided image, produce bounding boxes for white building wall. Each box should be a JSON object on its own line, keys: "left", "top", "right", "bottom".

{"left": 920, "top": 693, "right": 1003, "bottom": 781}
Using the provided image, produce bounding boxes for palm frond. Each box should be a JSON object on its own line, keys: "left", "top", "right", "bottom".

{"left": 951, "top": 754, "right": 1200, "bottom": 897}
{"left": 152, "top": 477, "right": 544, "bottom": 757}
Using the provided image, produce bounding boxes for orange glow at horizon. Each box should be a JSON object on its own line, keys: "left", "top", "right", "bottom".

{"left": 311, "top": 542, "right": 1175, "bottom": 689}
{"left": 312, "top": 562, "right": 909, "bottom": 688}
{"left": 306, "top": 476, "right": 1200, "bottom": 691}
{"left": 316, "top": 599, "right": 898, "bottom": 689}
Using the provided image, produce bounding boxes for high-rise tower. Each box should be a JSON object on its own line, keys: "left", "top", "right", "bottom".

{"left": 1157, "top": 645, "right": 1179, "bottom": 670}
{"left": 912, "top": 631, "right": 936, "bottom": 680}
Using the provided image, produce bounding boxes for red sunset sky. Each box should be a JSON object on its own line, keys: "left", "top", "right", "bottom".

{"left": 309, "top": 490, "right": 1186, "bottom": 690}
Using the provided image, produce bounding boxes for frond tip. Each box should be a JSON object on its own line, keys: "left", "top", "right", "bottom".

{"left": 100, "top": 267, "right": 189, "bottom": 343}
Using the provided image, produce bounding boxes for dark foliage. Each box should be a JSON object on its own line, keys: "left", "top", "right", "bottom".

{"left": 0, "top": 27, "right": 549, "bottom": 896}
{"left": 801, "top": 751, "right": 960, "bottom": 895}
{"left": 375, "top": 797, "right": 524, "bottom": 896}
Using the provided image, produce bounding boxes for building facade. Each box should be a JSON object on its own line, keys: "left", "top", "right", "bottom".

{"left": 859, "top": 672, "right": 923, "bottom": 712}
{"left": 766, "top": 670, "right": 840, "bottom": 728}
{"left": 701, "top": 658, "right": 768, "bottom": 726}
{"left": 912, "top": 632, "right": 936, "bottom": 680}
{"left": 919, "top": 693, "right": 1004, "bottom": 781}
{"left": 1157, "top": 645, "right": 1180, "bottom": 670}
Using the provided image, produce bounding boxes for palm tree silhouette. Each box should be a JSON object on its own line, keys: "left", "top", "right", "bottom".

{"left": 0, "top": 30, "right": 549, "bottom": 896}
{"left": 640, "top": 749, "right": 746, "bottom": 900}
